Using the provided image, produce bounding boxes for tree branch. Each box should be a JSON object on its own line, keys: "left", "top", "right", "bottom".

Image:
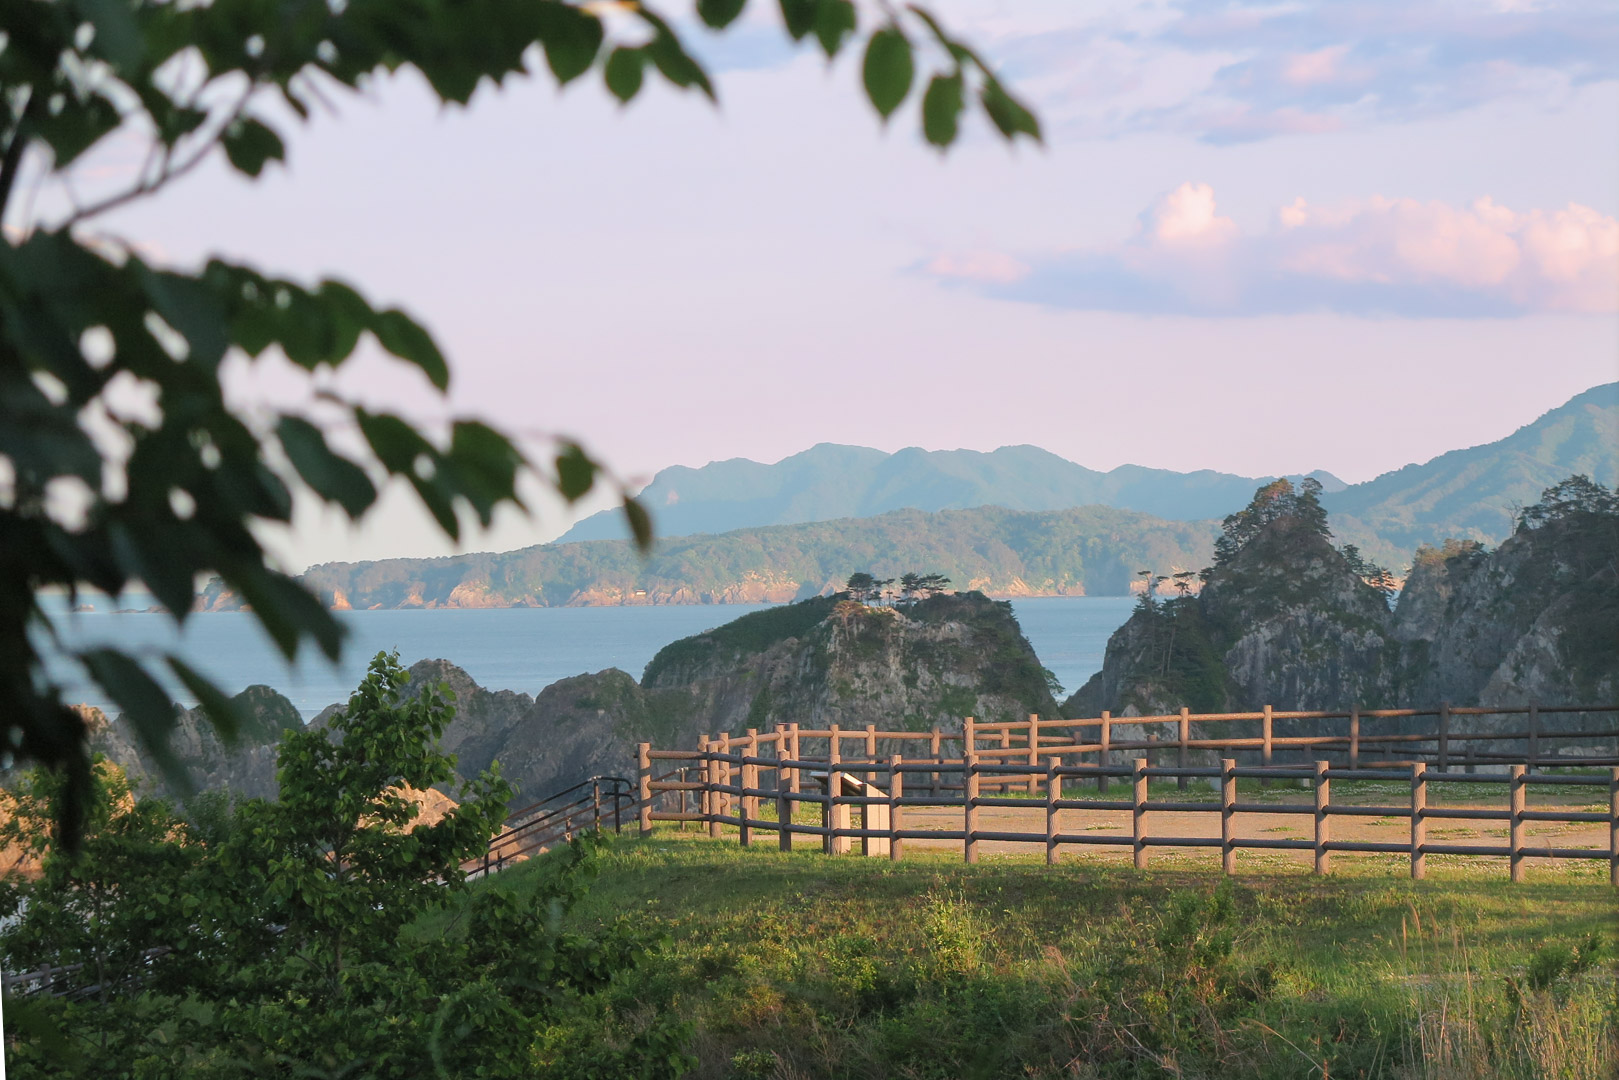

{"left": 0, "top": 89, "right": 42, "bottom": 227}
{"left": 60, "top": 86, "right": 258, "bottom": 230}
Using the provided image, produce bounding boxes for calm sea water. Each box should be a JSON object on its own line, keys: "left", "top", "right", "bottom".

{"left": 39, "top": 595, "right": 1136, "bottom": 718}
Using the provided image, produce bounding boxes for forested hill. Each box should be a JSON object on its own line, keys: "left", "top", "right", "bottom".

{"left": 560, "top": 383, "right": 1618, "bottom": 566}
{"left": 262, "top": 505, "right": 1219, "bottom": 610}
{"left": 1323, "top": 382, "right": 1619, "bottom": 563}
{"left": 559, "top": 443, "right": 1343, "bottom": 542}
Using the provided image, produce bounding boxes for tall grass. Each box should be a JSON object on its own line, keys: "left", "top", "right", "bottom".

{"left": 456, "top": 835, "right": 1617, "bottom": 1079}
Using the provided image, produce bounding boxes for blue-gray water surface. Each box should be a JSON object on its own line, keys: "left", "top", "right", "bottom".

{"left": 40, "top": 596, "right": 1138, "bottom": 719}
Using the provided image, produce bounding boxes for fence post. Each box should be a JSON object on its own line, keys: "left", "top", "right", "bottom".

{"left": 1349, "top": 707, "right": 1360, "bottom": 770}
{"left": 1438, "top": 701, "right": 1451, "bottom": 772}
{"left": 1028, "top": 714, "right": 1040, "bottom": 795}
{"left": 890, "top": 754, "right": 904, "bottom": 863}
{"left": 865, "top": 723, "right": 877, "bottom": 762}
{"left": 1221, "top": 758, "right": 1236, "bottom": 875}
{"left": 826, "top": 725, "right": 842, "bottom": 856}
{"left": 1147, "top": 733, "right": 1158, "bottom": 770}
{"left": 701, "top": 737, "right": 721, "bottom": 840}
{"left": 789, "top": 723, "right": 802, "bottom": 795}
{"left": 930, "top": 726, "right": 942, "bottom": 799}
{"left": 1410, "top": 762, "right": 1427, "bottom": 881}
{"left": 637, "top": 743, "right": 652, "bottom": 837}
{"left": 1313, "top": 760, "right": 1330, "bottom": 876}
{"left": 777, "top": 749, "right": 794, "bottom": 853}
{"left": 964, "top": 748, "right": 979, "bottom": 865}
{"left": 1099, "top": 711, "right": 1111, "bottom": 793}
{"left": 718, "top": 732, "right": 731, "bottom": 834}
{"left": 1046, "top": 756, "right": 1060, "bottom": 866}
{"left": 1132, "top": 757, "right": 1149, "bottom": 870}
{"left": 1178, "top": 707, "right": 1189, "bottom": 791}
{"left": 1261, "top": 705, "right": 1273, "bottom": 786}
{"left": 1527, "top": 703, "right": 1539, "bottom": 773}
{"left": 739, "top": 741, "right": 755, "bottom": 849}
{"left": 1510, "top": 764, "right": 1526, "bottom": 883}
{"left": 1608, "top": 767, "right": 1618, "bottom": 888}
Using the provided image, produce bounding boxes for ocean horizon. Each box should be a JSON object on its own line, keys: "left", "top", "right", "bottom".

{"left": 38, "top": 595, "right": 1138, "bottom": 720}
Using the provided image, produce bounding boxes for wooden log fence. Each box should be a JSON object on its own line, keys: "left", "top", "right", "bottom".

{"left": 637, "top": 703, "right": 1619, "bottom": 885}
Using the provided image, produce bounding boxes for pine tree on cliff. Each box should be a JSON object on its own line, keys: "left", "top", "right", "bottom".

{"left": 1212, "top": 477, "right": 1331, "bottom": 567}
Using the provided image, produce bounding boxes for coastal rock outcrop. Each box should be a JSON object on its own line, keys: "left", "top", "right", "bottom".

{"left": 1066, "top": 477, "right": 1618, "bottom": 717}
{"left": 85, "top": 684, "right": 301, "bottom": 801}
{"left": 390, "top": 591, "right": 1059, "bottom": 805}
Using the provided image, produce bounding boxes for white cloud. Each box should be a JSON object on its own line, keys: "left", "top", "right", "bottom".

{"left": 924, "top": 185, "right": 1619, "bottom": 316}
{"left": 925, "top": 250, "right": 1031, "bottom": 284}
{"left": 982, "top": 0, "right": 1618, "bottom": 143}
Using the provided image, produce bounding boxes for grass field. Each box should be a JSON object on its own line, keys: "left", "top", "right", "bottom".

{"left": 440, "top": 829, "right": 1618, "bottom": 1079}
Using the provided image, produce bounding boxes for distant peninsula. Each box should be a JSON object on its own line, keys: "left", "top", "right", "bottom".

{"left": 200, "top": 505, "right": 1221, "bottom": 611}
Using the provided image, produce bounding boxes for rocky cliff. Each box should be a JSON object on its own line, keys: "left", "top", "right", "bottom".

{"left": 398, "top": 590, "right": 1060, "bottom": 805}
{"left": 84, "top": 684, "right": 302, "bottom": 801}
{"left": 76, "top": 591, "right": 1057, "bottom": 810}
{"left": 1065, "top": 477, "right": 1619, "bottom": 717}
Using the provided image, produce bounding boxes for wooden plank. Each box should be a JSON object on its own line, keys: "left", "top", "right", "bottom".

{"left": 826, "top": 725, "right": 841, "bottom": 856}
{"left": 1132, "top": 758, "right": 1149, "bottom": 869}
{"left": 1027, "top": 714, "right": 1040, "bottom": 796}
{"left": 1349, "top": 707, "right": 1360, "bottom": 770}
{"left": 1314, "top": 760, "right": 1330, "bottom": 876}
{"left": 1510, "top": 764, "right": 1526, "bottom": 883}
{"left": 965, "top": 749, "right": 979, "bottom": 865}
{"left": 1262, "top": 705, "right": 1274, "bottom": 785}
{"left": 1046, "top": 756, "right": 1060, "bottom": 866}
{"left": 1438, "top": 701, "right": 1451, "bottom": 772}
{"left": 1178, "top": 707, "right": 1189, "bottom": 791}
{"left": 638, "top": 743, "right": 652, "bottom": 837}
{"left": 1099, "top": 711, "right": 1111, "bottom": 793}
{"left": 1609, "top": 768, "right": 1618, "bottom": 888}
{"left": 1217, "top": 758, "right": 1237, "bottom": 871}
{"left": 1411, "top": 762, "right": 1427, "bottom": 881}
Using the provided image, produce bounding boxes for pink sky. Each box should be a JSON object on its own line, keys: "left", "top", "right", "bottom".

{"left": 20, "top": 1, "right": 1618, "bottom": 568}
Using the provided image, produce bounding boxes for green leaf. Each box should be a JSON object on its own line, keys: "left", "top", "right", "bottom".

{"left": 862, "top": 27, "right": 913, "bottom": 120}
{"left": 221, "top": 117, "right": 285, "bottom": 178}
{"left": 554, "top": 443, "right": 597, "bottom": 502}
{"left": 644, "top": 29, "right": 715, "bottom": 99}
{"left": 623, "top": 495, "right": 654, "bottom": 553}
{"left": 277, "top": 416, "right": 378, "bottom": 519}
{"left": 354, "top": 409, "right": 433, "bottom": 475}
{"left": 32, "top": 91, "right": 122, "bottom": 168}
{"left": 921, "top": 71, "right": 964, "bottom": 147}
{"left": 534, "top": 2, "right": 605, "bottom": 85}
{"left": 980, "top": 79, "right": 1042, "bottom": 143}
{"left": 604, "top": 47, "right": 645, "bottom": 104}
{"left": 445, "top": 420, "right": 525, "bottom": 521}
{"left": 80, "top": 0, "right": 147, "bottom": 73}
{"left": 167, "top": 657, "right": 244, "bottom": 747}
{"left": 814, "top": 0, "right": 857, "bottom": 57}
{"left": 697, "top": 0, "right": 748, "bottom": 30}
{"left": 371, "top": 309, "right": 449, "bottom": 390}
{"left": 779, "top": 0, "right": 817, "bottom": 40}
{"left": 226, "top": 567, "right": 344, "bottom": 661}
{"left": 81, "top": 648, "right": 193, "bottom": 798}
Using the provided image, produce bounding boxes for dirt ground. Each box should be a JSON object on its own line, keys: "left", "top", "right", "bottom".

{"left": 755, "top": 781, "right": 1615, "bottom": 875}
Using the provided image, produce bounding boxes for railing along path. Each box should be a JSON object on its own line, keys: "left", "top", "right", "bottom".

{"left": 637, "top": 704, "right": 1619, "bottom": 884}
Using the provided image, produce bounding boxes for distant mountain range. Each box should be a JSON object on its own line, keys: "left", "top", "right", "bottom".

{"left": 276, "top": 505, "right": 1220, "bottom": 610}
{"left": 205, "top": 383, "right": 1615, "bottom": 611}
{"left": 561, "top": 445, "right": 1344, "bottom": 542}
{"left": 1322, "top": 383, "right": 1618, "bottom": 561}
{"left": 563, "top": 383, "right": 1617, "bottom": 568}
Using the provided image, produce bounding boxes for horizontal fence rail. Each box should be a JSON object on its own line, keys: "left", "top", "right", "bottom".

{"left": 636, "top": 705, "right": 1619, "bottom": 885}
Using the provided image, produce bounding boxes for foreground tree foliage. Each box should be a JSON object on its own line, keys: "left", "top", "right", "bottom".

{"left": 3, "top": 653, "right": 687, "bottom": 1077}
{"left": 0, "top": 0, "right": 1039, "bottom": 846}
